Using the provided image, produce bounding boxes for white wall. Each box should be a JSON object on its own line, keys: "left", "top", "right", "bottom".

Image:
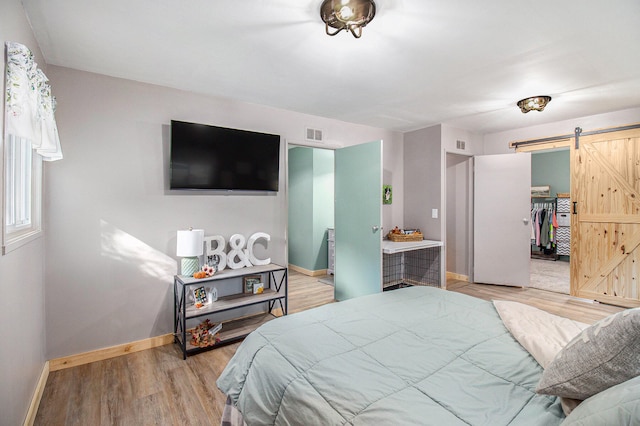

{"left": 442, "top": 124, "right": 483, "bottom": 156}
{"left": 483, "top": 107, "right": 640, "bottom": 154}
{"left": 0, "top": 1, "right": 48, "bottom": 425}
{"left": 44, "top": 65, "right": 403, "bottom": 358}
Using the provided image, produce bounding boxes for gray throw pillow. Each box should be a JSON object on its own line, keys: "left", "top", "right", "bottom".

{"left": 536, "top": 307, "right": 640, "bottom": 400}
{"left": 562, "top": 375, "right": 640, "bottom": 425}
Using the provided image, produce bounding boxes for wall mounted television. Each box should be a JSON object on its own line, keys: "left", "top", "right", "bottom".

{"left": 170, "top": 120, "right": 281, "bottom": 191}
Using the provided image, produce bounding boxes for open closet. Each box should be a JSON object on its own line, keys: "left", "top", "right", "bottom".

{"left": 287, "top": 146, "right": 335, "bottom": 278}
{"left": 528, "top": 149, "right": 570, "bottom": 294}
{"left": 510, "top": 123, "right": 640, "bottom": 308}
{"left": 530, "top": 197, "right": 557, "bottom": 260}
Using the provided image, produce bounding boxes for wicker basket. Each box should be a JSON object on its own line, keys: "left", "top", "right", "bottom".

{"left": 387, "top": 232, "right": 423, "bottom": 242}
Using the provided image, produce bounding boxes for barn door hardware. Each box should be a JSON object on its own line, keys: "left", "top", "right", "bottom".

{"left": 574, "top": 127, "right": 582, "bottom": 149}
{"left": 510, "top": 123, "right": 640, "bottom": 151}
{"left": 573, "top": 201, "right": 578, "bottom": 215}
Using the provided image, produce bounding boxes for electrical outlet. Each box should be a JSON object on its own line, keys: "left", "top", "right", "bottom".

{"left": 432, "top": 209, "right": 438, "bottom": 219}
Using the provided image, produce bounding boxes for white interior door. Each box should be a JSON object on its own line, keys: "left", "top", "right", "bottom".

{"left": 474, "top": 153, "right": 531, "bottom": 286}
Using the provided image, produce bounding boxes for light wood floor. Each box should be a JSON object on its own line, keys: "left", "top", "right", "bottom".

{"left": 35, "top": 272, "right": 624, "bottom": 425}
{"left": 446, "top": 279, "right": 623, "bottom": 324}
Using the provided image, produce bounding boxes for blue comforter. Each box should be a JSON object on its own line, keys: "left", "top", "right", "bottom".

{"left": 217, "top": 286, "right": 565, "bottom": 425}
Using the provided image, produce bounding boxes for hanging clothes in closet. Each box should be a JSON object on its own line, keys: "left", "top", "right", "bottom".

{"left": 531, "top": 200, "right": 558, "bottom": 256}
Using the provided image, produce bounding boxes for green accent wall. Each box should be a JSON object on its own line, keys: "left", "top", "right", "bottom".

{"left": 531, "top": 150, "right": 569, "bottom": 196}
{"left": 288, "top": 147, "right": 313, "bottom": 268}
{"left": 288, "top": 147, "right": 334, "bottom": 271}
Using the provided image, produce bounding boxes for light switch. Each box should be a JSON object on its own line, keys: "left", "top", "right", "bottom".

{"left": 432, "top": 208, "right": 438, "bottom": 219}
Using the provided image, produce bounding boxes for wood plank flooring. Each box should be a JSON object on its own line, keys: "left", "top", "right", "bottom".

{"left": 447, "top": 279, "right": 624, "bottom": 324}
{"left": 35, "top": 272, "right": 624, "bottom": 425}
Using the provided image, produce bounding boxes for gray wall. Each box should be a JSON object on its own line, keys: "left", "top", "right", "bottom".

{"left": 404, "top": 125, "right": 442, "bottom": 240}
{"left": 531, "top": 150, "right": 569, "bottom": 197}
{"left": 0, "top": 2, "right": 48, "bottom": 425}
{"left": 403, "top": 124, "right": 482, "bottom": 285}
{"left": 44, "top": 66, "right": 403, "bottom": 359}
{"left": 403, "top": 123, "right": 483, "bottom": 244}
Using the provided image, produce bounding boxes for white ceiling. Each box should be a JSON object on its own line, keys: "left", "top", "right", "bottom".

{"left": 22, "top": 0, "right": 640, "bottom": 134}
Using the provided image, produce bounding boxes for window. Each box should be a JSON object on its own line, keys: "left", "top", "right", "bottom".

{"left": 3, "top": 133, "right": 42, "bottom": 254}
{"left": 3, "top": 41, "right": 62, "bottom": 254}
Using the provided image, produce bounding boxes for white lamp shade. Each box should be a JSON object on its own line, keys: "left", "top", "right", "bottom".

{"left": 176, "top": 229, "right": 204, "bottom": 257}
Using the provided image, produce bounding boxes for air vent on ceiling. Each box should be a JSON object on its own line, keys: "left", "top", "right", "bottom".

{"left": 456, "top": 140, "right": 466, "bottom": 150}
{"left": 305, "top": 127, "right": 324, "bottom": 142}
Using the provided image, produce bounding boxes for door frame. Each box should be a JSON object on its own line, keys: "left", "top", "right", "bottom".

{"left": 285, "top": 139, "right": 383, "bottom": 298}
{"left": 284, "top": 140, "right": 337, "bottom": 273}
{"left": 443, "top": 151, "right": 474, "bottom": 283}
{"left": 515, "top": 142, "right": 572, "bottom": 290}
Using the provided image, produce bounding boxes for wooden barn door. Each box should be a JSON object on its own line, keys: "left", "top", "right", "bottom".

{"left": 571, "top": 126, "right": 640, "bottom": 308}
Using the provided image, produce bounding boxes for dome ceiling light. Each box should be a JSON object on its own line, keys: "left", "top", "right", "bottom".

{"left": 320, "top": 0, "right": 376, "bottom": 39}
{"left": 517, "top": 96, "right": 552, "bottom": 113}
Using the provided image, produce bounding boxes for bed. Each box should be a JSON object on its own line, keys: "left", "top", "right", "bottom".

{"left": 217, "top": 286, "right": 640, "bottom": 425}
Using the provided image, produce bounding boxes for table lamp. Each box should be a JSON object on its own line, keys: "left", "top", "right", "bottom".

{"left": 176, "top": 228, "right": 204, "bottom": 276}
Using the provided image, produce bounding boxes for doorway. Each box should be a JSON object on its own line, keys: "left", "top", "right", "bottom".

{"left": 287, "top": 141, "right": 384, "bottom": 301}
{"left": 445, "top": 153, "right": 473, "bottom": 282}
{"left": 287, "top": 145, "right": 335, "bottom": 279}
{"left": 529, "top": 148, "right": 570, "bottom": 294}
{"left": 450, "top": 150, "right": 570, "bottom": 293}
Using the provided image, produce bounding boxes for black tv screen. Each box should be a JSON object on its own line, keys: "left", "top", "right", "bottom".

{"left": 170, "top": 120, "right": 280, "bottom": 191}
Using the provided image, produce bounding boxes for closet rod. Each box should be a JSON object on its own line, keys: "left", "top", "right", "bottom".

{"left": 510, "top": 135, "right": 572, "bottom": 150}
{"left": 509, "top": 122, "right": 640, "bottom": 150}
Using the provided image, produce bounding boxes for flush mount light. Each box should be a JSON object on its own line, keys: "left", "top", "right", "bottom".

{"left": 320, "top": 0, "right": 376, "bottom": 39}
{"left": 517, "top": 96, "right": 552, "bottom": 113}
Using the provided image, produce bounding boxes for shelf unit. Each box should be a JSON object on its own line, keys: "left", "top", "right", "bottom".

{"left": 174, "top": 263, "right": 287, "bottom": 359}
{"left": 556, "top": 196, "right": 571, "bottom": 257}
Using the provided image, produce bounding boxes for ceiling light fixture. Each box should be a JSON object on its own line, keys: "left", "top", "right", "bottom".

{"left": 320, "top": 0, "right": 376, "bottom": 39}
{"left": 517, "top": 96, "right": 552, "bottom": 113}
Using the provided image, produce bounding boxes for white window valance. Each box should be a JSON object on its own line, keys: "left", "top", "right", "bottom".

{"left": 5, "top": 41, "right": 62, "bottom": 161}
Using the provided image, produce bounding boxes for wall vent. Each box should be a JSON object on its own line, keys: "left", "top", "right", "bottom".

{"left": 305, "top": 127, "right": 324, "bottom": 142}
{"left": 456, "top": 140, "right": 466, "bottom": 150}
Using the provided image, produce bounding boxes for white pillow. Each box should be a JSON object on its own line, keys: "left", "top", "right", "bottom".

{"left": 493, "top": 300, "right": 588, "bottom": 368}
